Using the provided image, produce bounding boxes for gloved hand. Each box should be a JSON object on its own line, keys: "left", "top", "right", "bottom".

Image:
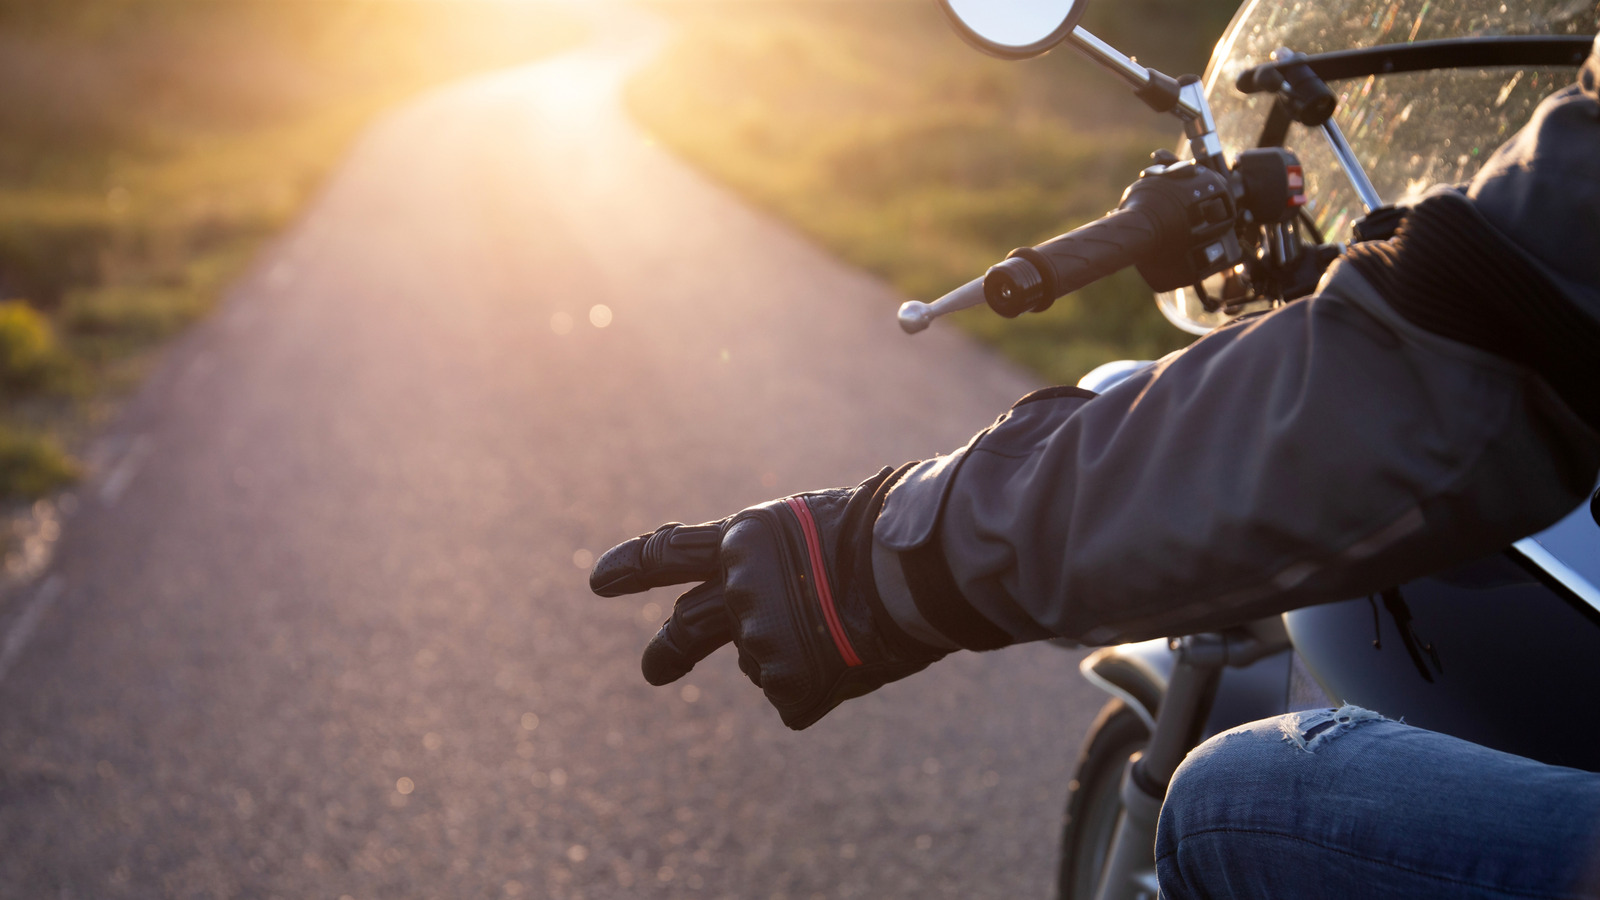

{"left": 590, "top": 465, "right": 947, "bottom": 730}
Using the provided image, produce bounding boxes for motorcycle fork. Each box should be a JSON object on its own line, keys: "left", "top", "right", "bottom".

{"left": 1092, "top": 630, "right": 1288, "bottom": 900}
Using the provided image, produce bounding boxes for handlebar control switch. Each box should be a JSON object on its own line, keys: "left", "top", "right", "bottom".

{"left": 1234, "top": 148, "right": 1308, "bottom": 225}
{"left": 1127, "top": 162, "right": 1244, "bottom": 293}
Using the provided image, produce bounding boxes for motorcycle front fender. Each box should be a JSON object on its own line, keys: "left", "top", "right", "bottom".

{"left": 1079, "top": 639, "right": 1172, "bottom": 733}
{"left": 1081, "top": 634, "right": 1297, "bottom": 740}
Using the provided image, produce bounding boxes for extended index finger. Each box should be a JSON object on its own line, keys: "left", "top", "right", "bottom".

{"left": 588, "top": 521, "right": 724, "bottom": 597}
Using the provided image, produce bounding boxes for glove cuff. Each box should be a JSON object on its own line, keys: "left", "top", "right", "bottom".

{"left": 1345, "top": 190, "right": 1600, "bottom": 430}
{"left": 842, "top": 462, "right": 950, "bottom": 659}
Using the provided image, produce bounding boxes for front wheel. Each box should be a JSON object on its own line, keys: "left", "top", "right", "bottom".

{"left": 1057, "top": 699, "right": 1153, "bottom": 900}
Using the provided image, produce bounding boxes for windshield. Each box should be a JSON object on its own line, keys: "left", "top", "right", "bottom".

{"left": 1157, "top": 0, "right": 1598, "bottom": 333}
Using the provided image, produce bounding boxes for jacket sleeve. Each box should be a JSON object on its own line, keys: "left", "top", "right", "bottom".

{"left": 870, "top": 52, "right": 1600, "bottom": 649}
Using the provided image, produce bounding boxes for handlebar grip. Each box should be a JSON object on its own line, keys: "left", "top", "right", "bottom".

{"left": 983, "top": 205, "right": 1159, "bottom": 317}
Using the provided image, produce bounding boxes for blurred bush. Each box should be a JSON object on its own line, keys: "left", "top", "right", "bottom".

{"left": 0, "top": 425, "right": 77, "bottom": 499}
{"left": 0, "top": 301, "right": 67, "bottom": 390}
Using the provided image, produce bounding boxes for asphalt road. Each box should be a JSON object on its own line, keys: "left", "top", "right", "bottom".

{"left": 0, "top": 9, "right": 1109, "bottom": 898}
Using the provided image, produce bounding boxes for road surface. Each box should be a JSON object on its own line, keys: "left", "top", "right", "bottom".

{"left": 0, "top": 8, "right": 1109, "bottom": 898}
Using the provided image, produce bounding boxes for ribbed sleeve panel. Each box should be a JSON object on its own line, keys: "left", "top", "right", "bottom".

{"left": 1345, "top": 192, "right": 1600, "bottom": 429}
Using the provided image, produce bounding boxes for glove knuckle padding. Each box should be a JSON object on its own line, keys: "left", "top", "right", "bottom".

{"left": 722, "top": 509, "right": 838, "bottom": 721}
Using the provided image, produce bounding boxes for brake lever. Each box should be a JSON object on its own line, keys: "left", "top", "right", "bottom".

{"left": 896, "top": 276, "right": 986, "bottom": 334}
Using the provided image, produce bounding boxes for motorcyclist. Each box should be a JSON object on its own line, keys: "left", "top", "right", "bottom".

{"left": 592, "top": 39, "right": 1600, "bottom": 898}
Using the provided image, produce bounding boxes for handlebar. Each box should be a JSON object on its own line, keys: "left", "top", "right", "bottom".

{"left": 984, "top": 206, "right": 1160, "bottom": 317}
{"left": 896, "top": 160, "right": 1242, "bottom": 333}
{"left": 986, "top": 162, "right": 1239, "bottom": 318}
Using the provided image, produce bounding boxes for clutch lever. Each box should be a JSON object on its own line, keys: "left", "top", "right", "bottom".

{"left": 896, "top": 276, "right": 986, "bottom": 334}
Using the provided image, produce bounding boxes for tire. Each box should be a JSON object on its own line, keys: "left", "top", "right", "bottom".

{"left": 1057, "top": 699, "right": 1152, "bottom": 900}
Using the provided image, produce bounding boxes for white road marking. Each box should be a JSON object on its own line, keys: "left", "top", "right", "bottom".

{"left": 100, "top": 434, "right": 154, "bottom": 507}
{"left": 0, "top": 575, "right": 63, "bottom": 685}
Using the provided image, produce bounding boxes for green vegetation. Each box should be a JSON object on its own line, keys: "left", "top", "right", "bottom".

{"left": 0, "top": 427, "right": 77, "bottom": 498}
{"left": 0, "top": 302, "right": 74, "bottom": 392}
{"left": 0, "top": 0, "right": 585, "bottom": 500}
{"left": 628, "top": 0, "right": 1236, "bottom": 383}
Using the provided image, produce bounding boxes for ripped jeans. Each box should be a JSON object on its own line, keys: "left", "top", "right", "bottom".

{"left": 1155, "top": 707, "right": 1600, "bottom": 899}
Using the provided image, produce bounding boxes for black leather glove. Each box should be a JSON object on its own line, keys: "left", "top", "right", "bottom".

{"left": 590, "top": 465, "right": 946, "bottom": 730}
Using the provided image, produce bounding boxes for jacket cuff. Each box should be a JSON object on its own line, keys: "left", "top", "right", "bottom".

{"left": 871, "top": 456, "right": 1006, "bottom": 650}
{"left": 1344, "top": 190, "right": 1600, "bottom": 430}
{"left": 871, "top": 539, "right": 961, "bottom": 651}
{"left": 872, "top": 425, "right": 1015, "bottom": 651}
{"left": 871, "top": 388, "right": 1098, "bottom": 652}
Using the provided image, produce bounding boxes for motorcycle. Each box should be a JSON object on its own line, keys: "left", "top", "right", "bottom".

{"left": 897, "top": 1, "right": 1600, "bottom": 898}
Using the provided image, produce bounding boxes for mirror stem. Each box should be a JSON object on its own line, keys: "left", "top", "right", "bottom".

{"left": 1066, "top": 27, "right": 1226, "bottom": 171}
{"left": 1179, "top": 79, "right": 1227, "bottom": 170}
{"left": 1066, "top": 27, "right": 1202, "bottom": 120}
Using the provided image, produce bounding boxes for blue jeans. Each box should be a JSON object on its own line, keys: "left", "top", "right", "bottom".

{"left": 1156, "top": 707, "right": 1600, "bottom": 899}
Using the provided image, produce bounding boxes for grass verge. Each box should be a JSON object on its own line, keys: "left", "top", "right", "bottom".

{"left": 0, "top": 0, "right": 586, "bottom": 501}
{"left": 627, "top": 0, "right": 1239, "bottom": 384}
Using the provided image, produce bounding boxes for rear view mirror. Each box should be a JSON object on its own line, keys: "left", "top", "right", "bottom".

{"left": 938, "top": 0, "right": 1087, "bottom": 60}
